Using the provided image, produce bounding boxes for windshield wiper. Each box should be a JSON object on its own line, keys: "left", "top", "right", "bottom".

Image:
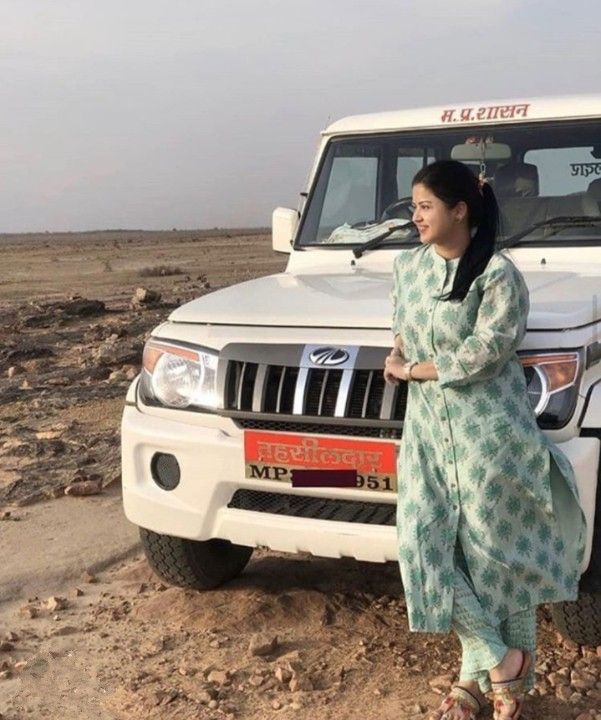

{"left": 499, "top": 215, "right": 601, "bottom": 249}
{"left": 352, "top": 221, "right": 417, "bottom": 258}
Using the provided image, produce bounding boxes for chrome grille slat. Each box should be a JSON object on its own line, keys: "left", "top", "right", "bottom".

{"left": 317, "top": 369, "right": 330, "bottom": 415}
{"left": 334, "top": 369, "right": 354, "bottom": 418}
{"left": 362, "top": 371, "right": 374, "bottom": 419}
{"left": 275, "top": 366, "right": 287, "bottom": 413}
{"left": 236, "top": 362, "right": 247, "bottom": 411}
{"left": 252, "top": 364, "right": 269, "bottom": 413}
{"left": 293, "top": 367, "right": 310, "bottom": 415}
{"left": 379, "top": 380, "right": 396, "bottom": 420}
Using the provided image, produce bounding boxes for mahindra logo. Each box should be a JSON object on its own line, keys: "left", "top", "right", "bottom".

{"left": 309, "top": 347, "right": 349, "bottom": 366}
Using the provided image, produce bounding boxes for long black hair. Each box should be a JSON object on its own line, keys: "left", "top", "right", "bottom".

{"left": 412, "top": 160, "right": 499, "bottom": 302}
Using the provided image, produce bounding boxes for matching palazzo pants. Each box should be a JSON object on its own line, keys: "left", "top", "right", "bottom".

{"left": 452, "top": 543, "right": 536, "bottom": 693}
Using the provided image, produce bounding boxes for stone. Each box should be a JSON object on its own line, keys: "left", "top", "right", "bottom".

{"left": 124, "top": 365, "right": 138, "bottom": 380}
{"left": 178, "top": 664, "right": 196, "bottom": 677}
{"left": 272, "top": 700, "right": 282, "bottom": 710}
{"left": 7, "top": 366, "right": 23, "bottom": 378}
{"left": 198, "top": 689, "right": 214, "bottom": 704}
{"left": 556, "top": 684, "right": 573, "bottom": 701}
{"left": 131, "top": 287, "right": 161, "bottom": 307}
{"left": 548, "top": 671, "right": 570, "bottom": 687}
{"left": 45, "top": 596, "right": 68, "bottom": 612}
{"left": 289, "top": 675, "right": 313, "bottom": 692}
{"left": 275, "top": 666, "right": 293, "bottom": 684}
{"left": 18, "top": 605, "right": 38, "bottom": 619}
{"left": 64, "top": 479, "right": 103, "bottom": 496}
{"left": 571, "top": 670, "right": 597, "bottom": 691}
{"left": 248, "top": 632, "right": 279, "bottom": 656}
{"left": 50, "top": 626, "right": 78, "bottom": 637}
{"left": 207, "top": 670, "right": 230, "bottom": 685}
{"left": 83, "top": 571, "right": 98, "bottom": 583}
{"left": 35, "top": 430, "right": 62, "bottom": 440}
{"left": 429, "top": 674, "right": 454, "bottom": 691}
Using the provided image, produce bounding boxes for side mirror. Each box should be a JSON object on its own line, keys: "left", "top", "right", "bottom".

{"left": 272, "top": 207, "right": 299, "bottom": 253}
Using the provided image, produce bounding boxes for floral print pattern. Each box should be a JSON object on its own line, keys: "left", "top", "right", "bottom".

{"left": 391, "top": 244, "right": 586, "bottom": 633}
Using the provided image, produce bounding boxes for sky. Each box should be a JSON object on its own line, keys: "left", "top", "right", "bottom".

{"left": 1, "top": 0, "right": 600, "bottom": 233}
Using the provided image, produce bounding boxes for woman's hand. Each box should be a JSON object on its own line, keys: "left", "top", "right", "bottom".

{"left": 384, "top": 353, "right": 407, "bottom": 384}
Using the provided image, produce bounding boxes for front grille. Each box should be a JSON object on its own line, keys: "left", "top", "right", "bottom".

{"left": 227, "top": 489, "right": 396, "bottom": 525}
{"left": 235, "top": 418, "right": 402, "bottom": 439}
{"left": 223, "top": 359, "right": 408, "bottom": 424}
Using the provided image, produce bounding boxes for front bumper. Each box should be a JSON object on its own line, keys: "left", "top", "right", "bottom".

{"left": 121, "top": 403, "right": 600, "bottom": 572}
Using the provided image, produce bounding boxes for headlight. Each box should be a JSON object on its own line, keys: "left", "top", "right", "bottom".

{"left": 139, "top": 340, "right": 219, "bottom": 410}
{"left": 519, "top": 351, "right": 582, "bottom": 429}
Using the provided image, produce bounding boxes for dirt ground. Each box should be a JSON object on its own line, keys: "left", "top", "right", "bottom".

{"left": 0, "top": 230, "right": 600, "bottom": 720}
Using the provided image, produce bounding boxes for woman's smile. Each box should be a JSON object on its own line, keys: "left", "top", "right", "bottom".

{"left": 411, "top": 182, "right": 466, "bottom": 249}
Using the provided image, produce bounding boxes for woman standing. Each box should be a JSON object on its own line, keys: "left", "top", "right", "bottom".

{"left": 384, "top": 160, "right": 586, "bottom": 720}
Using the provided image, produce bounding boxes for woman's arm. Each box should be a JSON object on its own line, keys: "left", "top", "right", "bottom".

{"left": 434, "top": 262, "right": 529, "bottom": 388}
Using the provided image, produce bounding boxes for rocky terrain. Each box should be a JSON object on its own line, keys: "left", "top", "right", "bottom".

{"left": 0, "top": 229, "right": 282, "bottom": 507}
{"left": 0, "top": 230, "right": 599, "bottom": 719}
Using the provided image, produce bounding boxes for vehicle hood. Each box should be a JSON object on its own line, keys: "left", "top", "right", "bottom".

{"left": 168, "top": 266, "right": 600, "bottom": 331}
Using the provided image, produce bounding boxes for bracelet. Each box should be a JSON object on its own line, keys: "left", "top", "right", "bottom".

{"left": 403, "top": 360, "right": 418, "bottom": 381}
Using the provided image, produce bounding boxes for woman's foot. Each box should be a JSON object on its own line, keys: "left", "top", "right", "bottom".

{"left": 489, "top": 648, "right": 527, "bottom": 684}
{"left": 490, "top": 649, "right": 532, "bottom": 720}
{"left": 426, "top": 681, "right": 485, "bottom": 720}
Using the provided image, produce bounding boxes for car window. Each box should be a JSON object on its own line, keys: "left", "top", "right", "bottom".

{"left": 524, "top": 147, "right": 601, "bottom": 195}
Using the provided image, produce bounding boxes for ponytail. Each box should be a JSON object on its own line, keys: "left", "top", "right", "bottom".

{"left": 442, "top": 181, "right": 499, "bottom": 302}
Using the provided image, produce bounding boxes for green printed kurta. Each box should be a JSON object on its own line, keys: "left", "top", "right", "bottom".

{"left": 391, "top": 243, "right": 586, "bottom": 633}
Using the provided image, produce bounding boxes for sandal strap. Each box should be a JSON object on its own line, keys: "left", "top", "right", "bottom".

{"left": 491, "top": 676, "right": 527, "bottom": 693}
{"left": 448, "top": 687, "right": 483, "bottom": 714}
{"left": 490, "top": 650, "right": 532, "bottom": 720}
{"left": 428, "top": 687, "right": 483, "bottom": 720}
{"left": 490, "top": 649, "right": 532, "bottom": 694}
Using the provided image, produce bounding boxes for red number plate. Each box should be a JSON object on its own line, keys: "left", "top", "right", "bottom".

{"left": 244, "top": 430, "right": 398, "bottom": 492}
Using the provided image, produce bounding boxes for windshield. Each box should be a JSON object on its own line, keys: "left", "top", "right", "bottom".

{"left": 296, "top": 120, "right": 601, "bottom": 247}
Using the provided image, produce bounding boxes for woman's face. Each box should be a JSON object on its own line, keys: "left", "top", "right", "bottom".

{"left": 411, "top": 183, "right": 466, "bottom": 246}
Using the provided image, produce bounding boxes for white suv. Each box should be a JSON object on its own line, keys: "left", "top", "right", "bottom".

{"left": 122, "top": 95, "right": 601, "bottom": 646}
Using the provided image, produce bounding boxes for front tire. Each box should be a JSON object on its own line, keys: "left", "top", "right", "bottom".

{"left": 140, "top": 528, "right": 254, "bottom": 590}
{"left": 551, "top": 592, "right": 601, "bottom": 646}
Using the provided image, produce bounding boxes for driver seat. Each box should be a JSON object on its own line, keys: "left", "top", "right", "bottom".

{"left": 494, "top": 162, "right": 539, "bottom": 198}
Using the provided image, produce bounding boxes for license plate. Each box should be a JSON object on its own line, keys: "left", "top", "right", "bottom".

{"left": 244, "top": 430, "right": 397, "bottom": 493}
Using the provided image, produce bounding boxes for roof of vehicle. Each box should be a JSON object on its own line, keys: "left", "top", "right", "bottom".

{"left": 323, "top": 94, "right": 601, "bottom": 136}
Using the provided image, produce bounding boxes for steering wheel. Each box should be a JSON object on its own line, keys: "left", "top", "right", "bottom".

{"left": 379, "top": 196, "right": 414, "bottom": 222}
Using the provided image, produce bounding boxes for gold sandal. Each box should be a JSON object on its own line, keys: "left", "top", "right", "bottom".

{"left": 491, "top": 650, "right": 532, "bottom": 720}
{"left": 427, "top": 686, "right": 484, "bottom": 720}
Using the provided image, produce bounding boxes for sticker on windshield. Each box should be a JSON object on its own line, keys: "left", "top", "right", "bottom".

{"left": 441, "top": 103, "right": 531, "bottom": 124}
{"left": 570, "top": 162, "right": 601, "bottom": 178}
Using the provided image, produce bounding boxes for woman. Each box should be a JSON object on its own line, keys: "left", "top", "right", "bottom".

{"left": 384, "top": 160, "right": 586, "bottom": 720}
